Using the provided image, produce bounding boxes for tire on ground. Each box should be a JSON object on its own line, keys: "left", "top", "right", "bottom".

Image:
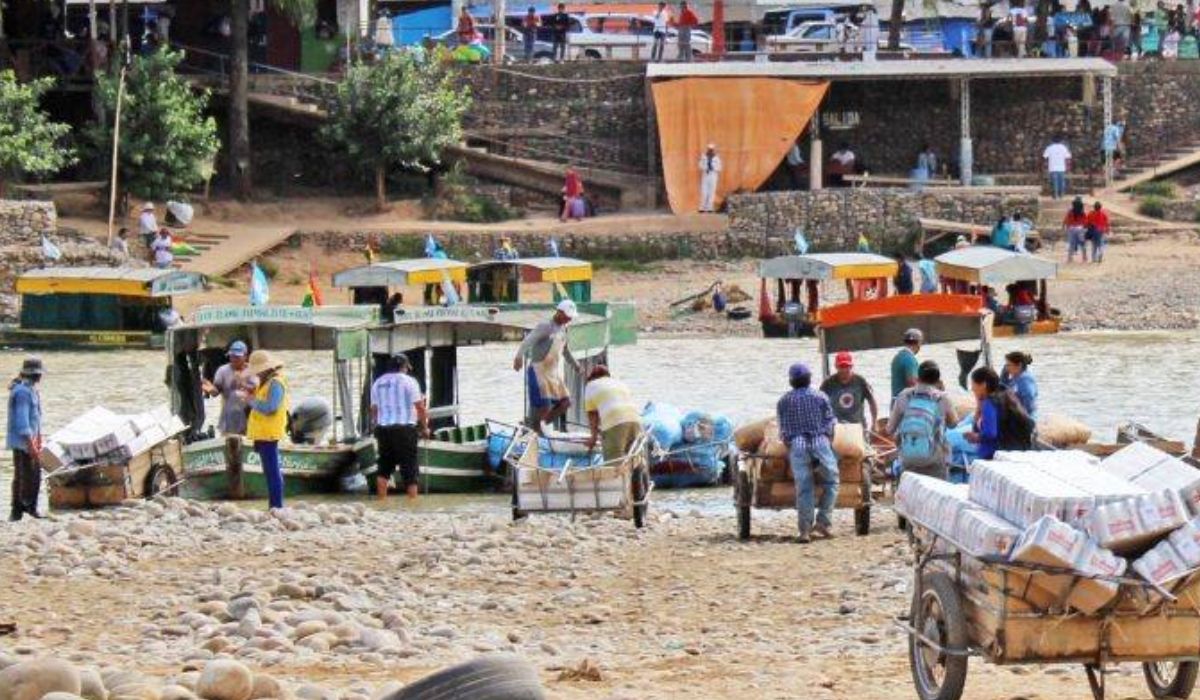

{"left": 391, "top": 654, "right": 545, "bottom": 700}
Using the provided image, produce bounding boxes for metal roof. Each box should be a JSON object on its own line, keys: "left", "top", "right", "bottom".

{"left": 16, "top": 267, "right": 207, "bottom": 297}
{"left": 935, "top": 246, "right": 1058, "bottom": 285}
{"left": 469, "top": 257, "right": 591, "bottom": 271}
{"left": 648, "top": 57, "right": 1118, "bottom": 81}
{"left": 20, "top": 266, "right": 181, "bottom": 282}
{"left": 760, "top": 253, "right": 898, "bottom": 280}
{"left": 332, "top": 258, "right": 468, "bottom": 288}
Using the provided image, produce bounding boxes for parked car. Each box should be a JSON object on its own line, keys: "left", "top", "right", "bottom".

{"left": 539, "top": 12, "right": 712, "bottom": 60}
{"left": 761, "top": 2, "right": 864, "bottom": 36}
{"left": 432, "top": 24, "right": 555, "bottom": 62}
{"left": 766, "top": 20, "right": 913, "bottom": 53}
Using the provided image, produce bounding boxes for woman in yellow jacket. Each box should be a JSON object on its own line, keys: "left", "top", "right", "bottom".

{"left": 241, "top": 350, "right": 289, "bottom": 509}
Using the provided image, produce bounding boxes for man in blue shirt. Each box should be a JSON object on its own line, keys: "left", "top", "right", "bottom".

{"left": 776, "top": 362, "right": 837, "bottom": 543}
{"left": 891, "top": 328, "right": 922, "bottom": 401}
{"left": 7, "top": 357, "right": 44, "bottom": 521}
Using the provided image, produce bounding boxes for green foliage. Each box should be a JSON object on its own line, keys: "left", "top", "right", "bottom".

{"left": 257, "top": 259, "right": 279, "bottom": 279}
{"left": 321, "top": 52, "right": 471, "bottom": 204}
{"left": 378, "top": 236, "right": 428, "bottom": 260}
{"left": 0, "top": 71, "right": 75, "bottom": 189}
{"left": 1138, "top": 195, "right": 1167, "bottom": 219}
{"left": 91, "top": 50, "right": 219, "bottom": 201}
{"left": 1134, "top": 181, "right": 1177, "bottom": 199}
{"left": 268, "top": 0, "right": 317, "bottom": 25}
{"left": 594, "top": 259, "right": 658, "bottom": 273}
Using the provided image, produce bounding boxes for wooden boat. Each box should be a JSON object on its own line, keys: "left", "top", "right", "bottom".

{"left": 935, "top": 246, "right": 1062, "bottom": 337}
{"left": 757, "top": 253, "right": 899, "bottom": 339}
{"left": 166, "top": 304, "right": 380, "bottom": 500}
{"left": 0, "top": 267, "right": 206, "bottom": 349}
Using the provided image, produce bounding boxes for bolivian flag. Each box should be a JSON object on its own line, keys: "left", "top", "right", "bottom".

{"left": 301, "top": 270, "right": 324, "bottom": 308}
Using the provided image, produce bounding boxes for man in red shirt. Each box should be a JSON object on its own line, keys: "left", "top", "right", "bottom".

{"left": 673, "top": 1, "right": 699, "bottom": 61}
{"left": 1085, "top": 201, "right": 1110, "bottom": 263}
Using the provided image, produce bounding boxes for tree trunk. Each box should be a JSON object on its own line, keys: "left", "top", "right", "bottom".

{"left": 375, "top": 166, "right": 387, "bottom": 212}
{"left": 229, "top": 0, "right": 253, "bottom": 200}
{"left": 887, "top": 0, "right": 903, "bottom": 50}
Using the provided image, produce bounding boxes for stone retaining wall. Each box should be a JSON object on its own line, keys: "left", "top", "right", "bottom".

{"left": 0, "top": 200, "right": 56, "bottom": 245}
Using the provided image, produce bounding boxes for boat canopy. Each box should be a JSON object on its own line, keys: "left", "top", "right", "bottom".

{"left": 816, "top": 294, "right": 992, "bottom": 354}
{"left": 16, "top": 267, "right": 207, "bottom": 298}
{"left": 168, "top": 305, "right": 377, "bottom": 357}
{"left": 759, "top": 253, "right": 898, "bottom": 281}
{"left": 332, "top": 258, "right": 468, "bottom": 288}
{"left": 467, "top": 257, "right": 593, "bottom": 284}
{"left": 935, "top": 247, "right": 1058, "bottom": 286}
{"left": 370, "top": 305, "right": 611, "bottom": 356}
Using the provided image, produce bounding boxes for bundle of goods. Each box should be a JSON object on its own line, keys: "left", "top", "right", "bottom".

{"left": 643, "top": 403, "right": 732, "bottom": 488}
{"left": 486, "top": 427, "right": 599, "bottom": 472}
{"left": 898, "top": 442, "right": 1200, "bottom": 616}
{"left": 733, "top": 416, "right": 869, "bottom": 505}
{"left": 41, "top": 405, "right": 186, "bottom": 472}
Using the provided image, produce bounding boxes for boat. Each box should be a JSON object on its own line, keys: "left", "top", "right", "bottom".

{"left": 166, "top": 304, "right": 379, "bottom": 500}
{"left": 934, "top": 246, "right": 1062, "bottom": 336}
{"left": 0, "top": 267, "right": 206, "bottom": 349}
{"left": 332, "top": 257, "right": 469, "bottom": 314}
{"left": 757, "top": 253, "right": 899, "bottom": 338}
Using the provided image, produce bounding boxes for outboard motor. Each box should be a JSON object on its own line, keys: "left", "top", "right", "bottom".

{"left": 288, "top": 396, "right": 333, "bottom": 445}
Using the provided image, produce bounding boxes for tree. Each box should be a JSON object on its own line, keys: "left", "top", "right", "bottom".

{"left": 0, "top": 71, "right": 75, "bottom": 197}
{"left": 92, "top": 50, "right": 220, "bottom": 202}
{"left": 228, "top": 0, "right": 316, "bottom": 200}
{"left": 321, "top": 53, "right": 471, "bottom": 212}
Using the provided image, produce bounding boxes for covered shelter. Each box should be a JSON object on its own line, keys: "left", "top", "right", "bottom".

{"left": 935, "top": 246, "right": 1061, "bottom": 334}
{"left": 332, "top": 258, "right": 468, "bottom": 310}
{"left": 757, "top": 252, "right": 898, "bottom": 338}
{"left": 645, "top": 58, "right": 1119, "bottom": 212}
{"left": 466, "top": 257, "right": 594, "bottom": 304}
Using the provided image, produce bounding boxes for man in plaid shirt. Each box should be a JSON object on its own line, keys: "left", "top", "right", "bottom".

{"left": 776, "top": 362, "right": 838, "bottom": 543}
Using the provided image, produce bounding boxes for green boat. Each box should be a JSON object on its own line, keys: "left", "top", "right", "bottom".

{"left": 0, "top": 267, "right": 207, "bottom": 350}
{"left": 166, "top": 304, "right": 379, "bottom": 501}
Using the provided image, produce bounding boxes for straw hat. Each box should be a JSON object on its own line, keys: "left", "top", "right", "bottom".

{"left": 247, "top": 350, "right": 283, "bottom": 376}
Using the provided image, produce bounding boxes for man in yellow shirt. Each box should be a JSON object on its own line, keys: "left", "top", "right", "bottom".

{"left": 583, "top": 365, "right": 641, "bottom": 462}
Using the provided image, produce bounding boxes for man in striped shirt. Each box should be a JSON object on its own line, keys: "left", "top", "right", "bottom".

{"left": 776, "top": 362, "right": 837, "bottom": 543}
{"left": 370, "top": 354, "right": 429, "bottom": 501}
{"left": 583, "top": 365, "right": 641, "bottom": 462}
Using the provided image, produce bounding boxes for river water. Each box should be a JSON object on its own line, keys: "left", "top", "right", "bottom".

{"left": 2, "top": 332, "right": 1196, "bottom": 509}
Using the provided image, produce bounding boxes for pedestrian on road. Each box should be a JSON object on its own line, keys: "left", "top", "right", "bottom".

{"left": 522, "top": 7, "right": 541, "bottom": 61}
{"left": 698, "top": 143, "right": 722, "bottom": 213}
{"left": 201, "top": 340, "right": 257, "bottom": 499}
{"left": 242, "top": 351, "right": 289, "bottom": 510}
{"left": 371, "top": 354, "right": 429, "bottom": 501}
{"left": 1086, "top": 201, "right": 1110, "bottom": 262}
{"left": 887, "top": 360, "right": 958, "bottom": 480}
{"left": 890, "top": 328, "right": 922, "bottom": 402}
{"left": 1063, "top": 196, "right": 1090, "bottom": 263}
{"left": 1111, "top": 0, "right": 1134, "bottom": 57}
{"left": 151, "top": 228, "right": 174, "bottom": 269}
{"left": 138, "top": 202, "right": 157, "bottom": 250}
{"left": 674, "top": 0, "right": 699, "bottom": 61}
{"left": 1043, "top": 135, "right": 1072, "bottom": 200}
{"left": 776, "top": 362, "right": 838, "bottom": 543}
{"left": 7, "top": 357, "right": 44, "bottom": 521}
{"left": 651, "top": 2, "right": 669, "bottom": 61}
{"left": 1102, "top": 120, "right": 1125, "bottom": 172}
{"left": 819, "top": 351, "right": 879, "bottom": 428}
{"left": 550, "top": 3, "right": 571, "bottom": 61}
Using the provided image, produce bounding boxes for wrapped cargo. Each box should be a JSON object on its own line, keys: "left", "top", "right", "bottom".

{"left": 1012, "top": 515, "right": 1087, "bottom": 568}
{"left": 954, "top": 507, "right": 1020, "bottom": 559}
{"left": 1133, "top": 540, "right": 1190, "bottom": 587}
{"left": 896, "top": 472, "right": 973, "bottom": 536}
{"left": 1086, "top": 489, "right": 1187, "bottom": 554}
{"left": 1065, "top": 540, "right": 1127, "bottom": 614}
{"left": 1168, "top": 517, "right": 1200, "bottom": 568}
{"left": 1100, "top": 442, "right": 1200, "bottom": 516}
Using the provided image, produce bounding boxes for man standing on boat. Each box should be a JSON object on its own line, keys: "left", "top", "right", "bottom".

{"left": 584, "top": 365, "right": 641, "bottom": 463}
{"left": 7, "top": 357, "right": 44, "bottom": 521}
{"left": 513, "top": 300, "right": 582, "bottom": 433}
{"left": 370, "top": 354, "right": 429, "bottom": 502}
{"left": 201, "top": 340, "right": 256, "bottom": 499}
{"left": 777, "top": 363, "right": 838, "bottom": 543}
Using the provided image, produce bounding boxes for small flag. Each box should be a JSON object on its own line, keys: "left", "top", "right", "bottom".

{"left": 440, "top": 269, "right": 460, "bottom": 306}
{"left": 793, "top": 229, "right": 809, "bottom": 255}
{"left": 249, "top": 261, "right": 270, "bottom": 307}
{"left": 364, "top": 243, "right": 375, "bottom": 263}
{"left": 424, "top": 234, "right": 439, "bottom": 258}
{"left": 857, "top": 234, "right": 871, "bottom": 253}
{"left": 547, "top": 237, "right": 560, "bottom": 258}
{"left": 41, "top": 235, "right": 62, "bottom": 261}
{"left": 301, "top": 268, "right": 324, "bottom": 308}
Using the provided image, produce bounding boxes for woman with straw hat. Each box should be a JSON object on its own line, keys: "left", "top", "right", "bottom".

{"left": 240, "top": 350, "right": 289, "bottom": 509}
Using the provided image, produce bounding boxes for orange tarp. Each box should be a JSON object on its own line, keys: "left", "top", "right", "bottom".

{"left": 652, "top": 78, "right": 828, "bottom": 215}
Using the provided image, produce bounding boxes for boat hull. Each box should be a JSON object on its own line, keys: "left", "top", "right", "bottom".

{"left": 0, "top": 325, "right": 161, "bottom": 350}
{"left": 991, "top": 318, "right": 1061, "bottom": 337}
{"left": 361, "top": 439, "right": 499, "bottom": 494}
{"left": 179, "top": 437, "right": 375, "bottom": 500}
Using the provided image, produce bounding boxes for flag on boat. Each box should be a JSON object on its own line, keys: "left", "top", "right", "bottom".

{"left": 547, "top": 237, "right": 560, "bottom": 258}
{"left": 301, "top": 268, "right": 324, "bottom": 308}
{"left": 364, "top": 242, "right": 375, "bottom": 263}
{"left": 857, "top": 233, "right": 871, "bottom": 253}
{"left": 41, "top": 235, "right": 61, "bottom": 261}
{"left": 793, "top": 229, "right": 809, "bottom": 255}
{"left": 425, "top": 234, "right": 448, "bottom": 259}
{"left": 249, "top": 261, "right": 270, "bottom": 306}
{"left": 440, "top": 269, "right": 460, "bottom": 306}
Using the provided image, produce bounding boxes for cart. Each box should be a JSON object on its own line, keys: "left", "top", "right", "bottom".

{"left": 506, "top": 426, "right": 652, "bottom": 528}
{"left": 899, "top": 522, "right": 1200, "bottom": 700}
{"left": 46, "top": 437, "right": 184, "bottom": 509}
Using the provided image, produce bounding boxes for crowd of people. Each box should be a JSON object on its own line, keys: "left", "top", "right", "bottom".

{"left": 977, "top": 0, "right": 1200, "bottom": 59}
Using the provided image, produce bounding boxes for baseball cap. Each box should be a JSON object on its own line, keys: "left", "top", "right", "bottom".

{"left": 834, "top": 351, "right": 854, "bottom": 368}
{"left": 788, "top": 362, "right": 811, "bottom": 381}
{"left": 556, "top": 299, "right": 578, "bottom": 320}
{"left": 228, "top": 341, "right": 248, "bottom": 357}
{"left": 903, "top": 328, "right": 924, "bottom": 344}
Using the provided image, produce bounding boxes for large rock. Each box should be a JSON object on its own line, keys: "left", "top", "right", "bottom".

{"left": 0, "top": 659, "right": 82, "bottom": 700}
{"left": 195, "top": 661, "right": 252, "bottom": 700}
{"left": 78, "top": 669, "right": 107, "bottom": 700}
{"left": 248, "top": 674, "right": 286, "bottom": 700}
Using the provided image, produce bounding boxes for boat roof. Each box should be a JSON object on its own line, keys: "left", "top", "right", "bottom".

{"left": 168, "top": 305, "right": 378, "bottom": 356}
{"left": 816, "top": 294, "right": 990, "bottom": 353}
{"left": 16, "top": 266, "right": 207, "bottom": 298}
{"left": 332, "top": 258, "right": 468, "bottom": 288}
{"left": 371, "top": 304, "right": 612, "bottom": 354}
{"left": 935, "top": 247, "right": 1059, "bottom": 286}
{"left": 759, "top": 253, "right": 898, "bottom": 281}
{"left": 467, "top": 257, "right": 593, "bottom": 284}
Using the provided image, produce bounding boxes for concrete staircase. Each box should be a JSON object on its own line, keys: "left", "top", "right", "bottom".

{"left": 1111, "top": 141, "right": 1200, "bottom": 193}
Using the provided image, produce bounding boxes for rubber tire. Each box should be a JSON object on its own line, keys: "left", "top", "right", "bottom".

{"left": 584, "top": 49, "right": 602, "bottom": 60}
{"left": 145, "top": 465, "right": 177, "bottom": 498}
{"left": 854, "top": 505, "right": 871, "bottom": 536}
{"left": 909, "top": 572, "right": 968, "bottom": 700}
{"left": 898, "top": 514, "right": 909, "bottom": 532}
{"left": 1144, "top": 660, "right": 1200, "bottom": 699}
{"left": 736, "top": 469, "right": 751, "bottom": 541}
{"left": 392, "top": 654, "right": 545, "bottom": 700}
{"left": 632, "top": 465, "right": 648, "bottom": 529}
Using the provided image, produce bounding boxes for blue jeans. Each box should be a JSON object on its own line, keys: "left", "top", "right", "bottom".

{"left": 255, "top": 440, "right": 284, "bottom": 508}
{"left": 1049, "top": 171, "right": 1067, "bottom": 199}
{"left": 789, "top": 437, "right": 839, "bottom": 534}
{"left": 523, "top": 33, "right": 535, "bottom": 61}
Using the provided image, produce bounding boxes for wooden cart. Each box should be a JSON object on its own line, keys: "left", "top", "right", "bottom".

{"left": 46, "top": 438, "right": 183, "bottom": 509}
{"left": 507, "top": 427, "right": 652, "bottom": 528}
{"left": 900, "top": 524, "right": 1200, "bottom": 700}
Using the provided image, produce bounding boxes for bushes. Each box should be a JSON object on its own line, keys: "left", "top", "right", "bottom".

{"left": 1138, "top": 196, "right": 1167, "bottom": 219}
{"left": 1133, "top": 181, "right": 1177, "bottom": 199}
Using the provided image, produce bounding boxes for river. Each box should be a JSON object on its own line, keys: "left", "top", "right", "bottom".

{"left": 2, "top": 332, "right": 1196, "bottom": 508}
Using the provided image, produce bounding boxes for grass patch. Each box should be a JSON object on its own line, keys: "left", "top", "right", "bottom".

{"left": 1134, "top": 181, "right": 1177, "bottom": 199}
{"left": 593, "top": 259, "right": 660, "bottom": 273}
{"left": 1138, "top": 195, "right": 1167, "bottom": 219}
{"left": 378, "top": 236, "right": 427, "bottom": 260}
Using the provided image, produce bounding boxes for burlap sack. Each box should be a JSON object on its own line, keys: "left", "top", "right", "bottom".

{"left": 1038, "top": 414, "right": 1092, "bottom": 447}
{"left": 734, "top": 416, "right": 775, "bottom": 453}
{"left": 832, "top": 423, "right": 866, "bottom": 460}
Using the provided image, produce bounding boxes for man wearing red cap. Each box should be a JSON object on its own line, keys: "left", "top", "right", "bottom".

{"left": 819, "top": 351, "right": 879, "bottom": 429}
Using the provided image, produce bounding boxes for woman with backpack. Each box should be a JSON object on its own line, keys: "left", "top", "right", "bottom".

{"left": 966, "top": 367, "right": 1035, "bottom": 460}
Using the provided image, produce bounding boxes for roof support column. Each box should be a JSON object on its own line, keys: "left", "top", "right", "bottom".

{"left": 809, "top": 112, "right": 823, "bottom": 191}
{"left": 959, "top": 77, "right": 973, "bottom": 186}
{"left": 1103, "top": 74, "right": 1114, "bottom": 188}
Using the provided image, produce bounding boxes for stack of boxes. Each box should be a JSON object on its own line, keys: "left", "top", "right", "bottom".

{"left": 41, "top": 405, "right": 186, "bottom": 472}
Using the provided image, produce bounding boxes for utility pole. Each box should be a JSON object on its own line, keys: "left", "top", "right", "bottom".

{"left": 106, "top": 65, "right": 128, "bottom": 247}
{"left": 494, "top": 0, "right": 506, "bottom": 64}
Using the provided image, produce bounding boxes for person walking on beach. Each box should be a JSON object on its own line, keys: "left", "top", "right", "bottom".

{"left": 584, "top": 365, "right": 641, "bottom": 463}
{"left": 522, "top": 7, "right": 540, "bottom": 62}
{"left": 651, "top": 2, "right": 669, "bottom": 62}
{"left": 890, "top": 328, "right": 922, "bottom": 402}
{"left": 1086, "top": 201, "right": 1110, "bottom": 263}
{"left": 887, "top": 360, "right": 958, "bottom": 480}
{"left": 1001, "top": 351, "right": 1039, "bottom": 420}
{"left": 1102, "top": 120, "right": 1125, "bottom": 172}
{"left": 1063, "top": 196, "right": 1090, "bottom": 263}
{"left": 513, "top": 300, "right": 582, "bottom": 432}
{"left": 776, "top": 362, "right": 838, "bottom": 543}
{"left": 1043, "top": 135, "right": 1072, "bottom": 200}
{"left": 7, "top": 357, "right": 44, "bottom": 521}
{"left": 550, "top": 3, "right": 571, "bottom": 62}
{"left": 242, "top": 351, "right": 289, "bottom": 510}
{"left": 819, "top": 351, "right": 878, "bottom": 428}
{"left": 698, "top": 143, "right": 722, "bottom": 213}
{"left": 674, "top": 0, "right": 700, "bottom": 61}
{"left": 371, "top": 354, "right": 429, "bottom": 501}
{"left": 201, "top": 340, "right": 256, "bottom": 499}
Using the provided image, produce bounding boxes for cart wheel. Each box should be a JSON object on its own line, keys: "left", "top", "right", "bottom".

{"left": 898, "top": 515, "right": 909, "bottom": 532}
{"left": 1144, "top": 660, "right": 1199, "bottom": 699}
{"left": 632, "top": 465, "right": 649, "bottom": 529}
{"left": 909, "top": 572, "right": 968, "bottom": 700}
{"left": 735, "top": 469, "right": 751, "bottom": 540}
{"left": 854, "top": 505, "right": 871, "bottom": 536}
{"left": 510, "top": 470, "right": 526, "bottom": 522}
{"left": 145, "top": 465, "right": 177, "bottom": 498}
